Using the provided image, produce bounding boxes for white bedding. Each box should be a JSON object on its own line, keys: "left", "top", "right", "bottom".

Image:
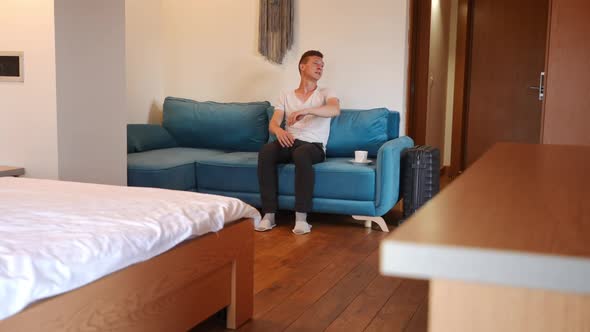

{"left": 0, "top": 177, "right": 260, "bottom": 320}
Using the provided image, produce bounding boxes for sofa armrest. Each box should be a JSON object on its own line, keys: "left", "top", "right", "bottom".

{"left": 374, "top": 136, "right": 414, "bottom": 216}
{"left": 127, "top": 124, "right": 178, "bottom": 153}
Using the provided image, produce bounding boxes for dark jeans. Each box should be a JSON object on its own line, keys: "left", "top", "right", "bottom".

{"left": 258, "top": 139, "right": 326, "bottom": 213}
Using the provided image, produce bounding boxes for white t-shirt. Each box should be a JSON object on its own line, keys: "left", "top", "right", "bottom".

{"left": 274, "top": 87, "right": 338, "bottom": 149}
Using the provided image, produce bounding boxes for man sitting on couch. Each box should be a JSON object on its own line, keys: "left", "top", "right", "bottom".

{"left": 256, "top": 50, "right": 341, "bottom": 235}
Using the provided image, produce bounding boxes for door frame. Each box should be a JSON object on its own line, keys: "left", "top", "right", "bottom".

{"left": 407, "top": 0, "right": 553, "bottom": 176}
{"left": 449, "top": 0, "right": 472, "bottom": 176}
{"left": 406, "top": 0, "right": 472, "bottom": 176}
{"left": 539, "top": 0, "right": 553, "bottom": 143}
{"left": 406, "top": 0, "right": 431, "bottom": 146}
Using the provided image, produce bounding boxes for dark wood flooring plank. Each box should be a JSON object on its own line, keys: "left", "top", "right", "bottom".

{"left": 251, "top": 242, "right": 336, "bottom": 319}
{"left": 239, "top": 232, "right": 384, "bottom": 332}
{"left": 283, "top": 249, "right": 383, "bottom": 331}
{"left": 254, "top": 223, "right": 311, "bottom": 268}
{"left": 253, "top": 221, "right": 364, "bottom": 294}
{"left": 253, "top": 224, "right": 364, "bottom": 294}
{"left": 250, "top": 226, "right": 376, "bottom": 321}
{"left": 403, "top": 300, "right": 428, "bottom": 332}
{"left": 364, "top": 279, "right": 428, "bottom": 332}
{"left": 325, "top": 275, "right": 403, "bottom": 332}
{"left": 253, "top": 235, "right": 328, "bottom": 294}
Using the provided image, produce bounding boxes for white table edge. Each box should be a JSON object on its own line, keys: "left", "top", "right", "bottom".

{"left": 380, "top": 240, "right": 590, "bottom": 294}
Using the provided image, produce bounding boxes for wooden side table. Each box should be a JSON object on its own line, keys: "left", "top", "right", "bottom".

{"left": 0, "top": 166, "right": 25, "bottom": 177}
{"left": 381, "top": 143, "right": 590, "bottom": 332}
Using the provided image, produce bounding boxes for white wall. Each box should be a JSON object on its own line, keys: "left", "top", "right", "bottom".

{"left": 55, "top": 0, "right": 127, "bottom": 185}
{"left": 126, "top": 0, "right": 409, "bottom": 134}
{"left": 0, "top": 0, "right": 59, "bottom": 179}
{"left": 126, "top": 0, "right": 164, "bottom": 124}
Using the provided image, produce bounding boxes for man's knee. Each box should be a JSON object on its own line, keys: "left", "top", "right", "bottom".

{"left": 259, "top": 142, "right": 280, "bottom": 161}
{"left": 261, "top": 142, "right": 280, "bottom": 152}
{"left": 292, "top": 146, "right": 314, "bottom": 165}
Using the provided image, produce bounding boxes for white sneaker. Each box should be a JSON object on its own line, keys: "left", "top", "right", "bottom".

{"left": 292, "top": 221, "right": 312, "bottom": 235}
{"left": 255, "top": 218, "right": 276, "bottom": 232}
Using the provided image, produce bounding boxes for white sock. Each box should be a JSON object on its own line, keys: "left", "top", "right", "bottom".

{"left": 255, "top": 213, "right": 276, "bottom": 231}
{"left": 293, "top": 212, "right": 312, "bottom": 234}
{"left": 262, "top": 213, "right": 275, "bottom": 223}
{"left": 295, "top": 212, "right": 307, "bottom": 222}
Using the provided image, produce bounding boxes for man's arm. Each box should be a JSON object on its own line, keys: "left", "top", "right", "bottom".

{"left": 306, "top": 97, "right": 341, "bottom": 117}
{"left": 269, "top": 109, "right": 285, "bottom": 135}
{"left": 287, "top": 98, "right": 341, "bottom": 126}
{"left": 270, "top": 109, "right": 295, "bottom": 147}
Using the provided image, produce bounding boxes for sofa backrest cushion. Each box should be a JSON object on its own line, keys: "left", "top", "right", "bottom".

{"left": 127, "top": 124, "right": 178, "bottom": 153}
{"left": 163, "top": 97, "right": 270, "bottom": 152}
{"left": 326, "top": 108, "right": 400, "bottom": 157}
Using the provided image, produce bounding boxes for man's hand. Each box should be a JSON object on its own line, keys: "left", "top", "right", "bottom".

{"left": 287, "top": 110, "right": 308, "bottom": 126}
{"left": 275, "top": 128, "right": 295, "bottom": 147}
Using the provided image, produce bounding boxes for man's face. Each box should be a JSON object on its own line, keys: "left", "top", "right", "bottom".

{"left": 300, "top": 56, "right": 324, "bottom": 81}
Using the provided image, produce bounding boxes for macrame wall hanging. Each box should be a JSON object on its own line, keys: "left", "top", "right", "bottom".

{"left": 259, "top": 0, "right": 294, "bottom": 64}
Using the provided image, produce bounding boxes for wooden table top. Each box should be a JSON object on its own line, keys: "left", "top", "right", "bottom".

{"left": 381, "top": 143, "right": 590, "bottom": 293}
{"left": 0, "top": 166, "right": 25, "bottom": 177}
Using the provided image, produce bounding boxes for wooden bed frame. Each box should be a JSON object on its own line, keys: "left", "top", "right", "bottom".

{"left": 0, "top": 218, "right": 254, "bottom": 332}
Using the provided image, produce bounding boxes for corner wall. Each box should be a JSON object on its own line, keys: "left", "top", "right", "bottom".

{"left": 126, "top": 0, "right": 164, "bottom": 124}
{"left": 0, "top": 0, "right": 59, "bottom": 179}
{"left": 55, "top": 0, "right": 127, "bottom": 185}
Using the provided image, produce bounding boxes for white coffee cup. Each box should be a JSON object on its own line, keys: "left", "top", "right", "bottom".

{"left": 354, "top": 150, "right": 368, "bottom": 162}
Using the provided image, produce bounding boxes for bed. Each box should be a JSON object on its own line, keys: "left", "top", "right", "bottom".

{"left": 0, "top": 177, "right": 260, "bottom": 331}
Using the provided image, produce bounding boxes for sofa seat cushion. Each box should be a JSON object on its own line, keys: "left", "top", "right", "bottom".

{"left": 196, "top": 152, "right": 376, "bottom": 201}
{"left": 128, "top": 147, "right": 226, "bottom": 190}
{"left": 196, "top": 152, "right": 259, "bottom": 193}
{"left": 280, "top": 158, "right": 376, "bottom": 201}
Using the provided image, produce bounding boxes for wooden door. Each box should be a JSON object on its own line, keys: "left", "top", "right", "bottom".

{"left": 464, "top": 0, "right": 549, "bottom": 166}
{"left": 542, "top": 0, "right": 590, "bottom": 146}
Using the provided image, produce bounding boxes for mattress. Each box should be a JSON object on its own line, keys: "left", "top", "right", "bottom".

{"left": 0, "top": 177, "right": 261, "bottom": 320}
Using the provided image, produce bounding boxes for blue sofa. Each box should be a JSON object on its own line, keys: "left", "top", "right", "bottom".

{"left": 127, "top": 97, "right": 414, "bottom": 231}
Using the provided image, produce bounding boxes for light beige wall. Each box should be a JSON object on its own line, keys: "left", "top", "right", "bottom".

{"left": 55, "top": 0, "right": 127, "bottom": 185}
{"left": 426, "top": 0, "right": 451, "bottom": 160}
{"left": 444, "top": 0, "right": 458, "bottom": 166}
{"left": 0, "top": 0, "right": 59, "bottom": 179}
{"left": 152, "top": 0, "right": 410, "bottom": 134}
{"left": 126, "top": 0, "right": 165, "bottom": 124}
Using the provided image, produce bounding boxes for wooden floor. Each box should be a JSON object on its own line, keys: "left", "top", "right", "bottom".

{"left": 191, "top": 204, "right": 430, "bottom": 332}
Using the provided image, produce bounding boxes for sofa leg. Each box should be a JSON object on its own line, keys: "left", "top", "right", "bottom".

{"left": 352, "top": 216, "right": 389, "bottom": 232}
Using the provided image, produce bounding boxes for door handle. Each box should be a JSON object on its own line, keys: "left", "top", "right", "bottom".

{"left": 528, "top": 72, "right": 545, "bottom": 101}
